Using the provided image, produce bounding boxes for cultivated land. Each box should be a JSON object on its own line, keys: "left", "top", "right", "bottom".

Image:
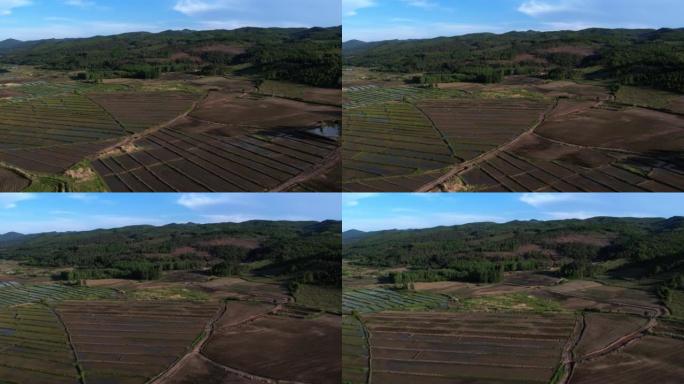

{"left": 342, "top": 217, "right": 684, "bottom": 384}
{"left": 0, "top": 220, "right": 342, "bottom": 384}
{"left": 342, "top": 28, "right": 684, "bottom": 192}
{"left": 0, "top": 27, "right": 341, "bottom": 192}
{"left": 342, "top": 72, "right": 684, "bottom": 192}
{"left": 0, "top": 69, "right": 340, "bottom": 192}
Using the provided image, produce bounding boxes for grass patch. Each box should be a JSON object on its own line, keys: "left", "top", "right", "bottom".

{"left": 457, "top": 293, "right": 564, "bottom": 313}
{"left": 24, "top": 176, "right": 67, "bottom": 192}
{"left": 615, "top": 85, "right": 678, "bottom": 109}
{"left": 668, "top": 289, "right": 684, "bottom": 319}
{"left": 293, "top": 284, "right": 341, "bottom": 313}
{"left": 129, "top": 287, "right": 209, "bottom": 301}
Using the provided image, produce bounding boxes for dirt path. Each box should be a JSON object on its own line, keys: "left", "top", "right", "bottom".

{"left": 272, "top": 146, "right": 340, "bottom": 192}
{"left": 50, "top": 305, "right": 87, "bottom": 384}
{"left": 147, "top": 300, "right": 227, "bottom": 384}
{"left": 149, "top": 301, "right": 291, "bottom": 384}
{"left": 418, "top": 98, "right": 560, "bottom": 192}
{"left": 92, "top": 92, "right": 208, "bottom": 161}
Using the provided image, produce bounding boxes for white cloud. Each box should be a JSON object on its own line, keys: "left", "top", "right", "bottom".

{"left": 519, "top": 193, "right": 577, "bottom": 207}
{"left": 343, "top": 0, "right": 375, "bottom": 16}
{"left": 0, "top": 193, "right": 35, "bottom": 209}
{"left": 0, "top": 0, "right": 31, "bottom": 16}
{"left": 343, "top": 193, "right": 379, "bottom": 207}
{"left": 64, "top": 0, "right": 95, "bottom": 7}
{"left": 517, "top": 0, "right": 577, "bottom": 16}
{"left": 544, "top": 211, "right": 597, "bottom": 220}
{"left": 173, "top": 0, "right": 243, "bottom": 15}
{"left": 403, "top": 0, "right": 437, "bottom": 9}
{"left": 66, "top": 193, "right": 97, "bottom": 202}
{"left": 176, "top": 193, "right": 241, "bottom": 209}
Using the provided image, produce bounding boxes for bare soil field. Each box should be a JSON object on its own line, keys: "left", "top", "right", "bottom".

{"left": 570, "top": 335, "right": 684, "bottom": 384}
{"left": 574, "top": 313, "right": 649, "bottom": 358}
{"left": 57, "top": 300, "right": 219, "bottom": 384}
{"left": 203, "top": 312, "right": 342, "bottom": 384}
{"left": 191, "top": 93, "right": 339, "bottom": 129}
{"left": 360, "top": 311, "right": 575, "bottom": 384}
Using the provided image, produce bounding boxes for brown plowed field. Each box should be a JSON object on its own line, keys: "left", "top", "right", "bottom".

{"left": 56, "top": 300, "right": 219, "bottom": 384}
{"left": 93, "top": 117, "right": 339, "bottom": 192}
{"left": 191, "top": 92, "right": 339, "bottom": 129}
{"left": 87, "top": 92, "right": 199, "bottom": 133}
{"left": 570, "top": 335, "right": 684, "bottom": 384}
{"left": 360, "top": 311, "right": 575, "bottom": 384}
{"left": 203, "top": 313, "right": 342, "bottom": 384}
{"left": 159, "top": 354, "right": 260, "bottom": 384}
{"left": 458, "top": 133, "right": 684, "bottom": 192}
{"left": 0, "top": 139, "right": 119, "bottom": 174}
{"left": 574, "top": 313, "right": 648, "bottom": 358}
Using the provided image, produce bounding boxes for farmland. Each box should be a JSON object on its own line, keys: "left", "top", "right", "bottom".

{"left": 343, "top": 216, "right": 684, "bottom": 383}
{"left": 0, "top": 26, "right": 341, "bottom": 192}
{"left": 0, "top": 219, "right": 342, "bottom": 384}
{"left": 342, "top": 28, "right": 684, "bottom": 192}
{"left": 342, "top": 75, "right": 684, "bottom": 192}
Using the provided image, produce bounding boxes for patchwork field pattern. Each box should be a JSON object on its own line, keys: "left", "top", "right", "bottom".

{"left": 93, "top": 119, "right": 338, "bottom": 191}
{"left": 347, "top": 311, "right": 576, "bottom": 384}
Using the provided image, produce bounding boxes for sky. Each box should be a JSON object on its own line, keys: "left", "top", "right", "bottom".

{"left": 343, "top": 0, "right": 684, "bottom": 41}
{"left": 0, "top": 0, "right": 341, "bottom": 41}
{"left": 0, "top": 193, "right": 341, "bottom": 234}
{"left": 343, "top": 193, "right": 684, "bottom": 232}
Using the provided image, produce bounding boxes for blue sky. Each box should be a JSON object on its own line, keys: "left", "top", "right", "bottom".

{"left": 0, "top": 193, "right": 341, "bottom": 234}
{"left": 343, "top": 0, "right": 684, "bottom": 41}
{"left": 0, "top": 0, "right": 340, "bottom": 41}
{"left": 343, "top": 193, "right": 684, "bottom": 232}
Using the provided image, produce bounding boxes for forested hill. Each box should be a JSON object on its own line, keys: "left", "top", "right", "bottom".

{"left": 0, "top": 26, "right": 342, "bottom": 87}
{"left": 343, "top": 28, "right": 684, "bottom": 92}
{"left": 344, "top": 217, "right": 684, "bottom": 284}
{"left": 0, "top": 220, "right": 342, "bottom": 286}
